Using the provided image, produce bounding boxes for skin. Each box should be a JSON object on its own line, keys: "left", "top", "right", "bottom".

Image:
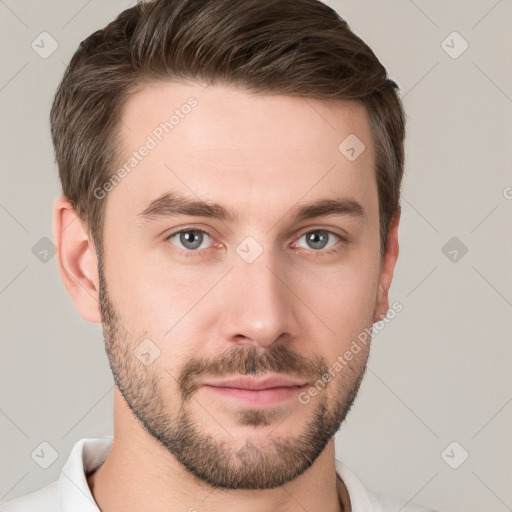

{"left": 53, "top": 81, "right": 400, "bottom": 512}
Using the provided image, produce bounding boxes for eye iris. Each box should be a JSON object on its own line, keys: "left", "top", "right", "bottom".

{"left": 307, "top": 230, "right": 329, "bottom": 250}
{"left": 180, "top": 230, "right": 203, "bottom": 250}
{"left": 176, "top": 231, "right": 332, "bottom": 251}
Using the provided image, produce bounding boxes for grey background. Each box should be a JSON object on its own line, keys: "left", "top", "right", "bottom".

{"left": 1, "top": 1, "right": 511, "bottom": 511}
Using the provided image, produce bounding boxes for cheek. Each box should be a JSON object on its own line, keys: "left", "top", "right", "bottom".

{"left": 293, "top": 250, "right": 380, "bottom": 348}
{"left": 105, "top": 253, "right": 224, "bottom": 375}
{"left": 136, "top": 262, "right": 227, "bottom": 325}
{"left": 104, "top": 231, "right": 214, "bottom": 325}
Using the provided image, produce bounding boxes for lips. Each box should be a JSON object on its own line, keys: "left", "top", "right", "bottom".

{"left": 202, "top": 375, "right": 309, "bottom": 391}
{"left": 199, "top": 375, "right": 311, "bottom": 408}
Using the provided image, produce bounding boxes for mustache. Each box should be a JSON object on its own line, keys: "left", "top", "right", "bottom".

{"left": 179, "top": 344, "right": 328, "bottom": 401}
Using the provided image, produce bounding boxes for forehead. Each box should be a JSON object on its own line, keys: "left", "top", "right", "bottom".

{"left": 108, "top": 81, "right": 377, "bottom": 224}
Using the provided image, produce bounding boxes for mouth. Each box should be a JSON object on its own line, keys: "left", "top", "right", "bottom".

{"left": 200, "top": 375, "right": 310, "bottom": 408}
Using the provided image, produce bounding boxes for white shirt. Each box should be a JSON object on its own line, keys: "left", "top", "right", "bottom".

{"left": 0, "top": 436, "right": 439, "bottom": 511}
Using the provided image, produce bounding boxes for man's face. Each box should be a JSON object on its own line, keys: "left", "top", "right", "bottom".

{"left": 98, "top": 82, "right": 384, "bottom": 489}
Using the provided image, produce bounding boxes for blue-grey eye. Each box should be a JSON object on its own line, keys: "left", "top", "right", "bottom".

{"left": 297, "top": 230, "right": 338, "bottom": 250}
{"left": 169, "top": 229, "right": 212, "bottom": 250}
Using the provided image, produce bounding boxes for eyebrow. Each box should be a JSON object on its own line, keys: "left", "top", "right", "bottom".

{"left": 137, "top": 191, "right": 365, "bottom": 224}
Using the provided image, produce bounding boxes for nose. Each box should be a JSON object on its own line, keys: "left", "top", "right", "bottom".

{"left": 218, "top": 251, "right": 299, "bottom": 349}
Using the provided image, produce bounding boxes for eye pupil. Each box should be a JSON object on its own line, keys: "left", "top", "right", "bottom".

{"left": 307, "top": 230, "right": 329, "bottom": 250}
{"left": 172, "top": 229, "right": 336, "bottom": 254}
{"left": 180, "top": 230, "right": 203, "bottom": 250}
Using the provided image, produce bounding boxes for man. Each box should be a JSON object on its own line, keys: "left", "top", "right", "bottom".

{"left": 1, "top": 0, "right": 440, "bottom": 510}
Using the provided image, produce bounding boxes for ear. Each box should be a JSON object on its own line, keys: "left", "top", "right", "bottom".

{"left": 53, "top": 197, "right": 102, "bottom": 323}
{"left": 373, "top": 207, "right": 400, "bottom": 322}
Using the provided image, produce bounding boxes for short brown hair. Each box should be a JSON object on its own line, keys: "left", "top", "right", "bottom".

{"left": 50, "top": 0, "right": 405, "bottom": 256}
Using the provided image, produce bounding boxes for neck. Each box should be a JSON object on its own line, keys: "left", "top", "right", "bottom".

{"left": 87, "top": 391, "right": 350, "bottom": 512}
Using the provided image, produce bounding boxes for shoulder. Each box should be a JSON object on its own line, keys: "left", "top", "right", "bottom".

{"left": 335, "top": 459, "right": 442, "bottom": 512}
{"left": 1, "top": 436, "right": 110, "bottom": 512}
{"left": 369, "top": 489, "right": 441, "bottom": 511}
{"left": 0, "top": 481, "right": 61, "bottom": 512}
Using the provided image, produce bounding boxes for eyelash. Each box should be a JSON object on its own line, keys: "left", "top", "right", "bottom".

{"left": 165, "top": 227, "right": 345, "bottom": 258}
